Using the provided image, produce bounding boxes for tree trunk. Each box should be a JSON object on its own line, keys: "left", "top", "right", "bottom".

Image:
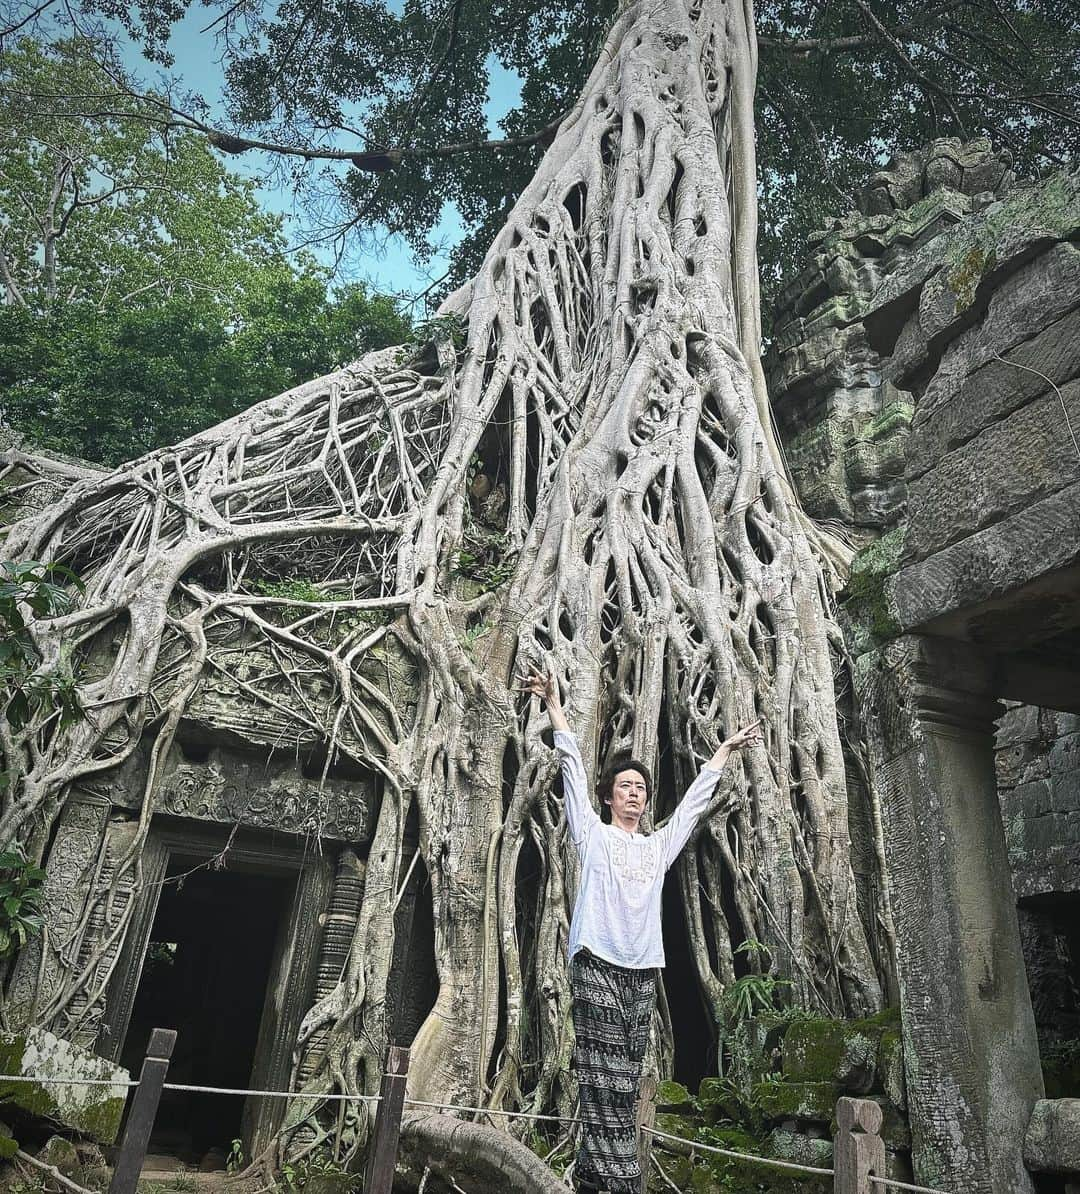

{"left": 1, "top": 0, "right": 884, "bottom": 1166}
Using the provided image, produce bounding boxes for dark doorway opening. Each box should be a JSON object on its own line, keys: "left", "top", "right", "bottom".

{"left": 656, "top": 701, "right": 716, "bottom": 1091}
{"left": 662, "top": 869, "right": 716, "bottom": 1089}
{"left": 120, "top": 861, "right": 294, "bottom": 1166}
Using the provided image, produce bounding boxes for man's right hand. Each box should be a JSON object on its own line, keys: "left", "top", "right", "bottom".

{"left": 520, "top": 663, "right": 570, "bottom": 732}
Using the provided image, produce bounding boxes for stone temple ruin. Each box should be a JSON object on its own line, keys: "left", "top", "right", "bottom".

{"left": 1, "top": 137, "right": 1078, "bottom": 1190}
{"left": 768, "top": 137, "right": 1080, "bottom": 1191}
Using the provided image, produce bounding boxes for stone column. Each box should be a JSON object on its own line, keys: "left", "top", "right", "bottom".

{"left": 859, "top": 634, "right": 1043, "bottom": 1194}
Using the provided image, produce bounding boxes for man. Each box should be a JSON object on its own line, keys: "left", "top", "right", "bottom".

{"left": 522, "top": 666, "right": 761, "bottom": 1193}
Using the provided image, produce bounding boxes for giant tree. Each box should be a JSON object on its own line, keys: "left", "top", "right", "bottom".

{"left": 0, "top": 0, "right": 901, "bottom": 1178}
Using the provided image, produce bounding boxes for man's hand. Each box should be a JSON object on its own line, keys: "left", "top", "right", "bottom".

{"left": 519, "top": 663, "right": 570, "bottom": 733}
{"left": 707, "top": 719, "right": 762, "bottom": 769}
{"left": 722, "top": 720, "right": 762, "bottom": 751}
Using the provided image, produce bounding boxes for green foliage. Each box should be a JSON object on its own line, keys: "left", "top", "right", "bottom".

{"left": 415, "top": 312, "right": 468, "bottom": 349}
{"left": 0, "top": 560, "right": 84, "bottom": 736}
{"left": 250, "top": 578, "right": 342, "bottom": 603}
{"left": 0, "top": 846, "right": 46, "bottom": 960}
{"left": 277, "top": 1149, "right": 357, "bottom": 1191}
{"left": 720, "top": 941, "right": 791, "bottom": 1029}
{"left": 0, "top": 36, "right": 412, "bottom": 467}
{"left": 147, "top": 0, "right": 1077, "bottom": 317}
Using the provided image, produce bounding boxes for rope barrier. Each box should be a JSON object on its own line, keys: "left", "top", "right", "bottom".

{"left": 161, "top": 1082, "right": 380, "bottom": 1102}
{"left": 404, "top": 1097, "right": 597, "bottom": 1128}
{"left": 644, "top": 1125, "right": 835, "bottom": 1178}
{"left": 2, "top": 1069, "right": 955, "bottom": 1194}
{"left": 0, "top": 1074, "right": 138, "bottom": 1088}
{"left": 870, "top": 1175, "right": 950, "bottom": 1194}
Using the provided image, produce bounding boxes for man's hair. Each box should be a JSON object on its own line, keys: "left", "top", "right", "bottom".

{"left": 598, "top": 756, "right": 653, "bottom": 823}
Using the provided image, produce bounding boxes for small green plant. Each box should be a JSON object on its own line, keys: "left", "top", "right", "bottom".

{"left": 250, "top": 578, "right": 337, "bottom": 603}
{"left": 461, "top": 620, "right": 492, "bottom": 658}
{"left": 226, "top": 1137, "right": 245, "bottom": 1175}
{"left": 278, "top": 1149, "right": 356, "bottom": 1191}
{"left": 0, "top": 560, "right": 84, "bottom": 734}
{"left": 0, "top": 846, "right": 46, "bottom": 960}
{"left": 720, "top": 941, "right": 791, "bottom": 1027}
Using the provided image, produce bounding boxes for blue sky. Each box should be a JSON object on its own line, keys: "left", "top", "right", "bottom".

{"left": 120, "top": 7, "right": 523, "bottom": 303}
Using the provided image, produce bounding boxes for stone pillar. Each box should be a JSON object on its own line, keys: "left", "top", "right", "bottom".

{"left": 859, "top": 634, "right": 1043, "bottom": 1194}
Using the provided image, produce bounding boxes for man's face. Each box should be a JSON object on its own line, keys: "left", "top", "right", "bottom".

{"left": 607, "top": 767, "right": 648, "bottom": 827}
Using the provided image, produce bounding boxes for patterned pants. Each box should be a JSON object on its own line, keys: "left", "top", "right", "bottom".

{"left": 571, "top": 949, "right": 657, "bottom": 1194}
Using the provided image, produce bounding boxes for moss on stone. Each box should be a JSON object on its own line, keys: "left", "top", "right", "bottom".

{"left": 943, "top": 171, "right": 1080, "bottom": 312}
{"left": 754, "top": 1080, "right": 838, "bottom": 1122}
{"left": 781, "top": 1010, "right": 898, "bottom": 1090}
{"left": 856, "top": 402, "right": 915, "bottom": 445}
{"left": 842, "top": 527, "right": 905, "bottom": 642}
{"left": 0, "top": 1029, "right": 128, "bottom": 1144}
{"left": 658, "top": 1079, "right": 692, "bottom": 1106}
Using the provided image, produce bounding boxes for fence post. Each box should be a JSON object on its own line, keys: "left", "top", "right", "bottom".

{"left": 834, "top": 1096, "right": 886, "bottom": 1194}
{"left": 108, "top": 1027, "right": 176, "bottom": 1194}
{"left": 364, "top": 1045, "right": 410, "bottom": 1194}
{"left": 636, "top": 1074, "right": 657, "bottom": 1194}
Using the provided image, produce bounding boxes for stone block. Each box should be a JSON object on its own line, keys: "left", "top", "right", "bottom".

{"left": 882, "top": 196, "right": 1080, "bottom": 388}
{"left": 1006, "top": 781, "right": 1053, "bottom": 821}
{"left": 1024, "top": 1098, "right": 1080, "bottom": 1173}
{"left": 997, "top": 741, "right": 1047, "bottom": 790}
{"left": 781, "top": 1013, "right": 897, "bottom": 1093}
{"left": 1050, "top": 735, "right": 1080, "bottom": 776}
{"left": 0, "top": 1027, "right": 129, "bottom": 1143}
{"left": 907, "top": 305, "right": 1080, "bottom": 480}
{"left": 903, "top": 380, "right": 1080, "bottom": 564}
{"left": 764, "top": 1127, "right": 835, "bottom": 1168}
{"left": 754, "top": 1080, "right": 838, "bottom": 1123}
{"left": 889, "top": 480, "right": 1080, "bottom": 634}
{"left": 38, "top": 1135, "right": 81, "bottom": 1178}
{"left": 1052, "top": 771, "right": 1080, "bottom": 813}
{"left": 997, "top": 703, "right": 1042, "bottom": 746}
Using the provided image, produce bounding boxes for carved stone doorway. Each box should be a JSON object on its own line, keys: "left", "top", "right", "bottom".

{"left": 100, "top": 822, "right": 334, "bottom": 1166}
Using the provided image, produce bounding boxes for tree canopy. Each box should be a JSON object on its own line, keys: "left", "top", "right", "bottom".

{"left": 4, "top": 0, "right": 1074, "bottom": 310}
{"left": 0, "top": 37, "right": 412, "bottom": 465}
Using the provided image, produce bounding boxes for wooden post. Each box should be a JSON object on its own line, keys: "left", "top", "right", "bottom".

{"left": 636, "top": 1074, "right": 658, "bottom": 1194}
{"left": 108, "top": 1027, "right": 176, "bottom": 1194}
{"left": 834, "top": 1096, "right": 886, "bottom": 1194}
{"left": 364, "top": 1045, "right": 410, "bottom": 1194}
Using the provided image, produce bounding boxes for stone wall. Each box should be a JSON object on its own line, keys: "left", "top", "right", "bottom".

{"left": 767, "top": 138, "right": 1015, "bottom": 544}
{"left": 770, "top": 140, "right": 1080, "bottom": 1190}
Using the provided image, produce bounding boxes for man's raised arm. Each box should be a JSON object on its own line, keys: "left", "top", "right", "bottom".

{"left": 521, "top": 665, "right": 597, "bottom": 851}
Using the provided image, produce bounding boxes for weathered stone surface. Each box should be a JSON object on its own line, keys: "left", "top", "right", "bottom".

{"left": 764, "top": 1127, "right": 835, "bottom": 1168}
{"left": 864, "top": 176, "right": 1080, "bottom": 385}
{"left": 857, "top": 635, "right": 1042, "bottom": 1194}
{"left": 877, "top": 1029, "right": 906, "bottom": 1112}
{"left": 906, "top": 306, "right": 1080, "bottom": 481}
{"left": 1024, "top": 1099, "right": 1080, "bottom": 1173}
{"left": 903, "top": 381, "right": 1080, "bottom": 564}
{"left": 889, "top": 480, "right": 1080, "bottom": 635}
{"left": 0, "top": 1027, "right": 129, "bottom": 1143}
{"left": 96, "top": 734, "right": 377, "bottom": 842}
{"left": 38, "top": 1135, "right": 81, "bottom": 1178}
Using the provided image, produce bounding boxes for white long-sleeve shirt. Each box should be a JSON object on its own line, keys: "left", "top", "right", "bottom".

{"left": 556, "top": 730, "right": 725, "bottom": 970}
